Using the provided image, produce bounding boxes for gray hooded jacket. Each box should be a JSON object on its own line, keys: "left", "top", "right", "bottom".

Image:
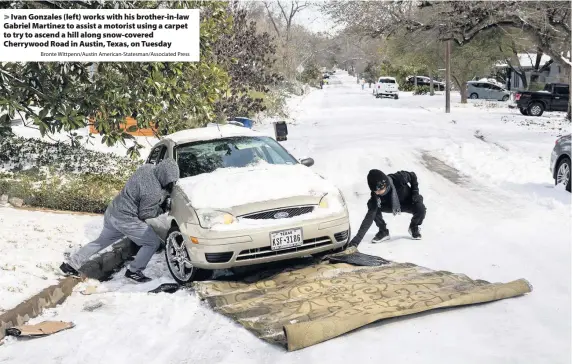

{"left": 107, "top": 158, "right": 180, "bottom": 223}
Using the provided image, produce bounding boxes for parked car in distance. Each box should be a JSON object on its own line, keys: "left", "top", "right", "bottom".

{"left": 405, "top": 76, "right": 445, "bottom": 91}
{"left": 374, "top": 76, "right": 399, "bottom": 99}
{"left": 550, "top": 133, "right": 571, "bottom": 192}
{"left": 467, "top": 81, "right": 511, "bottom": 101}
{"left": 145, "top": 124, "right": 351, "bottom": 283}
{"left": 515, "top": 83, "right": 570, "bottom": 117}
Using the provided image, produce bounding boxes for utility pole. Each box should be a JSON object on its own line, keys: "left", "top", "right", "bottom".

{"left": 445, "top": 40, "right": 451, "bottom": 113}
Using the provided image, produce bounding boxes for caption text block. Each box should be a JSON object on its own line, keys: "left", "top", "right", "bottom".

{"left": 0, "top": 9, "right": 200, "bottom": 62}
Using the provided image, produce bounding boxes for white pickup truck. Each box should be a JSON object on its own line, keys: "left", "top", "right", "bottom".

{"left": 373, "top": 76, "right": 399, "bottom": 99}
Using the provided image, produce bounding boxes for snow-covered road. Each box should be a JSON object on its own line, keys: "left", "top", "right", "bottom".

{"left": 1, "top": 71, "right": 570, "bottom": 364}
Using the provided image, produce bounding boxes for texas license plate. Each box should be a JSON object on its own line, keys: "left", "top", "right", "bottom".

{"left": 270, "top": 228, "right": 303, "bottom": 251}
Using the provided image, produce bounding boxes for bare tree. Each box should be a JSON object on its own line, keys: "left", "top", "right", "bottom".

{"left": 323, "top": 0, "right": 571, "bottom": 118}
{"left": 264, "top": 0, "right": 311, "bottom": 41}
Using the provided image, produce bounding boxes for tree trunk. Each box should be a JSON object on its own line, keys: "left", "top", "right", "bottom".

{"left": 518, "top": 70, "right": 528, "bottom": 90}
{"left": 460, "top": 81, "right": 467, "bottom": 104}
{"left": 452, "top": 75, "right": 466, "bottom": 104}
{"left": 429, "top": 69, "right": 435, "bottom": 96}
{"left": 445, "top": 40, "right": 451, "bottom": 112}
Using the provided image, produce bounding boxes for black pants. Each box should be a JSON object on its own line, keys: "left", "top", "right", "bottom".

{"left": 374, "top": 200, "right": 426, "bottom": 231}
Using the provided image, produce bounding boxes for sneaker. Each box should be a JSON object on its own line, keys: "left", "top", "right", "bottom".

{"left": 125, "top": 269, "right": 152, "bottom": 283}
{"left": 372, "top": 229, "right": 390, "bottom": 243}
{"left": 60, "top": 262, "right": 80, "bottom": 277}
{"left": 408, "top": 225, "right": 422, "bottom": 240}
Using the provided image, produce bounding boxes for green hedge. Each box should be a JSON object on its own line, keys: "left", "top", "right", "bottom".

{"left": 413, "top": 86, "right": 430, "bottom": 95}
{"left": 401, "top": 83, "right": 415, "bottom": 92}
{"left": 0, "top": 171, "right": 125, "bottom": 213}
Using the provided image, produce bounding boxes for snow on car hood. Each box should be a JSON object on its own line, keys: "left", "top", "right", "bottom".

{"left": 177, "top": 164, "right": 340, "bottom": 209}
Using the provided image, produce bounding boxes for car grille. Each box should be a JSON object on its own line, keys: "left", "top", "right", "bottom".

{"left": 205, "top": 252, "right": 233, "bottom": 263}
{"left": 236, "top": 236, "right": 332, "bottom": 261}
{"left": 240, "top": 206, "right": 314, "bottom": 220}
{"left": 334, "top": 230, "right": 349, "bottom": 242}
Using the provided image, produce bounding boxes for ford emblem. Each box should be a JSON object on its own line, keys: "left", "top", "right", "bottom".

{"left": 274, "top": 211, "right": 289, "bottom": 219}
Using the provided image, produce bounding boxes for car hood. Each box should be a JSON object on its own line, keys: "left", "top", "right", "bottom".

{"left": 177, "top": 163, "right": 341, "bottom": 210}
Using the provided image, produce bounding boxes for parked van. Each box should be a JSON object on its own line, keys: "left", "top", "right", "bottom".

{"left": 374, "top": 77, "right": 399, "bottom": 99}
{"left": 466, "top": 81, "right": 510, "bottom": 101}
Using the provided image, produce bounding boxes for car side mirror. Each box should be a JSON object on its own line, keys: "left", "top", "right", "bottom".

{"left": 300, "top": 158, "right": 314, "bottom": 167}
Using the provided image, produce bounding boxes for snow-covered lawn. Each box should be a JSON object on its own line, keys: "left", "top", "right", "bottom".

{"left": 0, "top": 71, "right": 570, "bottom": 363}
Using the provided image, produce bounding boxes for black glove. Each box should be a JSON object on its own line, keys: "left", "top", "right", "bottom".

{"left": 160, "top": 197, "right": 171, "bottom": 213}
{"left": 412, "top": 194, "right": 423, "bottom": 204}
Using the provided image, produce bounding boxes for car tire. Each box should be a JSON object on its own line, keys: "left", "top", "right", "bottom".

{"left": 470, "top": 93, "right": 479, "bottom": 99}
{"left": 528, "top": 102, "right": 545, "bottom": 117}
{"left": 555, "top": 157, "right": 571, "bottom": 193}
{"left": 165, "top": 226, "right": 201, "bottom": 284}
{"left": 394, "top": 94, "right": 399, "bottom": 100}
{"left": 502, "top": 95, "right": 509, "bottom": 101}
{"left": 519, "top": 107, "right": 529, "bottom": 116}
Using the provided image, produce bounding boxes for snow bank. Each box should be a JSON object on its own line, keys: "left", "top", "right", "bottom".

{"left": 178, "top": 163, "right": 340, "bottom": 209}
{"left": 0, "top": 207, "right": 103, "bottom": 312}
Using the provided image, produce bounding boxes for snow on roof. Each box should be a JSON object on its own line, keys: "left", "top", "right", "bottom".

{"left": 496, "top": 53, "right": 552, "bottom": 68}
{"left": 165, "top": 124, "right": 262, "bottom": 144}
{"left": 476, "top": 78, "right": 505, "bottom": 87}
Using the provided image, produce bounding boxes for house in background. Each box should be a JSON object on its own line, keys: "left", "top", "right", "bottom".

{"left": 495, "top": 53, "right": 569, "bottom": 91}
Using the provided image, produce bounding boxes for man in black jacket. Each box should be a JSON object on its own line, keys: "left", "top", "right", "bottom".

{"left": 349, "top": 169, "right": 426, "bottom": 247}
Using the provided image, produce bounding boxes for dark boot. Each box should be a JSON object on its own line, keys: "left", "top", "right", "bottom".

{"left": 60, "top": 262, "right": 80, "bottom": 277}
{"left": 125, "top": 269, "right": 151, "bottom": 283}
{"left": 408, "top": 225, "right": 422, "bottom": 240}
{"left": 372, "top": 229, "right": 390, "bottom": 243}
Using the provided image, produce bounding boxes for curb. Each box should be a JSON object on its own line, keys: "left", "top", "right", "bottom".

{"left": 0, "top": 277, "right": 79, "bottom": 342}
{"left": 0, "top": 238, "right": 139, "bottom": 341}
{"left": 0, "top": 204, "right": 104, "bottom": 216}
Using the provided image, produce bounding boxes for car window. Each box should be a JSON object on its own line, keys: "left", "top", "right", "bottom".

{"left": 147, "top": 146, "right": 162, "bottom": 164}
{"left": 555, "top": 86, "right": 569, "bottom": 96}
{"left": 378, "top": 78, "right": 396, "bottom": 84}
{"left": 175, "top": 136, "right": 298, "bottom": 178}
{"left": 490, "top": 85, "right": 501, "bottom": 90}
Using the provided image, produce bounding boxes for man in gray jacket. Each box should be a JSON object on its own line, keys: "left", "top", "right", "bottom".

{"left": 60, "top": 158, "right": 180, "bottom": 283}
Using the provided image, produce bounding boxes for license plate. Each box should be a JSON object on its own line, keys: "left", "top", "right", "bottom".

{"left": 270, "top": 228, "right": 303, "bottom": 251}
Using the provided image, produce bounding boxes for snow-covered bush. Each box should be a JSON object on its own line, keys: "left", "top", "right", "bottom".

{"left": 0, "top": 136, "right": 141, "bottom": 178}
{"left": 0, "top": 137, "right": 142, "bottom": 213}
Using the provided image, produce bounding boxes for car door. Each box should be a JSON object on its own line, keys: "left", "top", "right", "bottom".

{"left": 489, "top": 84, "right": 503, "bottom": 100}
{"left": 479, "top": 82, "right": 492, "bottom": 100}
{"left": 553, "top": 86, "right": 570, "bottom": 112}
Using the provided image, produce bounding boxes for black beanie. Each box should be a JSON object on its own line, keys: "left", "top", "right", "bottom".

{"left": 367, "top": 169, "right": 388, "bottom": 191}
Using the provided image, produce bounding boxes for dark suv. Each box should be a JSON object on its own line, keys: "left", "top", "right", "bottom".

{"left": 515, "top": 83, "right": 569, "bottom": 117}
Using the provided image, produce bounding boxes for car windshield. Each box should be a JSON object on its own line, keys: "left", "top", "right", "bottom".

{"left": 175, "top": 136, "right": 298, "bottom": 178}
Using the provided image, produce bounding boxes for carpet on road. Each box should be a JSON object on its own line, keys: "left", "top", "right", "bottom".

{"left": 194, "top": 248, "right": 532, "bottom": 351}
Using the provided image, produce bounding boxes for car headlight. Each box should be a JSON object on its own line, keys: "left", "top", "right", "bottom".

{"left": 195, "top": 209, "right": 236, "bottom": 229}
{"left": 319, "top": 190, "right": 347, "bottom": 210}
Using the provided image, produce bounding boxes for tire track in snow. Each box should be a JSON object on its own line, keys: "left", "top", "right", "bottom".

{"left": 419, "top": 151, "right": 528, "bottom": 218}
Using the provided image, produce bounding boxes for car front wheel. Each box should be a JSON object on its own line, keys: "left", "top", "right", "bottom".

{"left": 470, "top": 93, "right": 479, "bottom": 99}
{"left": 165, "top": 226, "right": 199, "bottom": 284}
{"left": 556, "top": 157, "right": 571, "bottom": 192}
{"left": 502, "top": 95, "right": 509, "bottom": 101}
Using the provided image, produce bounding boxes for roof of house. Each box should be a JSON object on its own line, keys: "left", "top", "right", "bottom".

{"left": 496, "top": 53, "right": 553, "bottom": 69}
